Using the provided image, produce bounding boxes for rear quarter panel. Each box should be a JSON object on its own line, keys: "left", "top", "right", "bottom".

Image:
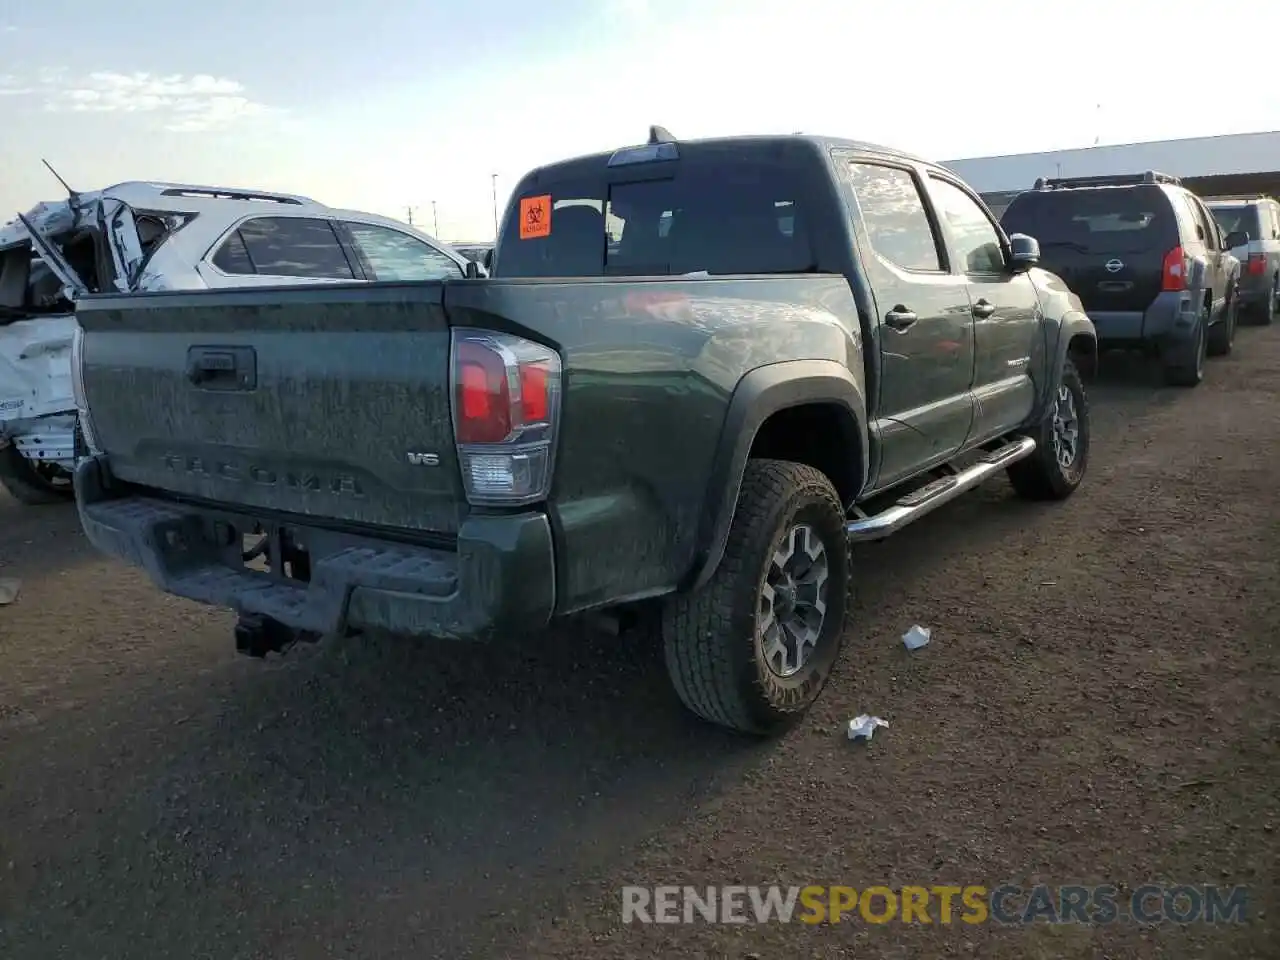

{"left": 443, "top": 276, "right": 863, "bottom": 614}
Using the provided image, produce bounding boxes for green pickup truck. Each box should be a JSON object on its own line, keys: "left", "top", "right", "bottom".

{"left": 71, "top": 128, "right": 1098, "bottom": 735}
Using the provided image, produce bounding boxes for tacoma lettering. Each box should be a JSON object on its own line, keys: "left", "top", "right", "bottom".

{"left": 160, "top": 455, "right": 362, "bottom": 496}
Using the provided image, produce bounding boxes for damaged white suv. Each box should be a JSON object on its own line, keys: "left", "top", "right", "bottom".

{"left": 0, "top": 181, "right": 476, "bottom": 504}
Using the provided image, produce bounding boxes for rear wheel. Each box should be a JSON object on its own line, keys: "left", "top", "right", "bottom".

{"left": 1259, "top": 276, "right": 1278, "bottom": 326}
{"left": 1163, "top": 302, "right": 1208, "bottom": 387}
{"left": 1208, "top": 285, "right": 1238, "bottom": 357}
{"left": 1007, "top": 358, "right": 1089, "bottom": 501}
{"left": 662, "top": 459, "right": 849, "bottom": 736}
{"left": 0, "top": 444, "right": 74, "bottom": 505}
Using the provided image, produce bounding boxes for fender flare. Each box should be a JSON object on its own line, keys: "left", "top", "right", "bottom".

{"left": 685, "top": 359, "right": 868, "bottom": 593}
{"left": 1045, "top": 309, "right": 1098, "bottom": 406}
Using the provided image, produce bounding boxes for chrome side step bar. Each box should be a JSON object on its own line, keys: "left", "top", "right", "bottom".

{"left": 846, "top": 436, "right": 1038, "bottom": 543}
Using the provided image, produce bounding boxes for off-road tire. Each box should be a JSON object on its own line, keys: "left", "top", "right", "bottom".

{"left": 1163, "top": 302, "right": 1209, "bottom": 387}
{"left": 1007, "top": 358, "right": 1089, "bottom": 501}
{"left": 662, "top": 459, "right": 850, "bottom": 736}
{"left": 1257, "top": 276, "right": 1277, "bottom": 326}
{"left": 1208, "top": 286, "right": 1238, "bottom": 357}
{"left": 0, "top": 444, "right": 74, "bottom": 506}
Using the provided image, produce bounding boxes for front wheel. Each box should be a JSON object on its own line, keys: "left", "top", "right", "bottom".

{"left": 0, "top": 444, "right": 75, "bottom": 505}
{"left": 1208, "top": 285, "right": 1238, "bottom": 357}
{"left": 662, "top": 459, "right": 850, "bottom": 736}
{"left": 1258, "top": 276, "right": 1277, "bottom": 326}
{"left": 1163, "top": 303, "right": 1208, "bottom": 387}
{"left": 1007, "top": 358, "right": 1089, "bottom": 501}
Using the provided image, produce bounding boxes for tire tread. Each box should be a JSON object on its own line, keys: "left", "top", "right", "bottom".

{"left": 663, "top": 459, "right": 846, "bottom": 735}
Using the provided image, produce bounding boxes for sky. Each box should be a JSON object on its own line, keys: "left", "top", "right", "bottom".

{"left": 4, "top": 0, "right": 1280, "bottom": 242}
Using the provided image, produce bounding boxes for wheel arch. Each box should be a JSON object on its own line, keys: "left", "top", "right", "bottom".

{"left": 685, "top": 360, "right": 867, "bottom": 593}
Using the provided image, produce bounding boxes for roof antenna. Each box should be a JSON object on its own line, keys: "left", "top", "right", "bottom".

{"left": 648, "top": 125, "right": 676, "bottom": 145}
{"left": 42, "top": 159, "right": 82, "bottom": 211}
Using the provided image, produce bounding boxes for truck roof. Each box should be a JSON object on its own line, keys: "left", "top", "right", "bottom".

{"left": 514, "top": 132, "right": 936, "bottom": 182}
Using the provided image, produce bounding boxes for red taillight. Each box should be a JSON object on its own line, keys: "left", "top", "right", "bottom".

{"left": 519, "top": 363, "right": 550, "bottom": 423}
{"left": 1247, "top": 254, "right": 1267, "bottom": 276}
{"left": 450, "top": 329, "right": 562, "bottom": 506}
{"left": 455, "top": 340, "right": 512, "bottom": 443}
{"left": 1162, "top": 246, "right": 1186, "bottom": 292}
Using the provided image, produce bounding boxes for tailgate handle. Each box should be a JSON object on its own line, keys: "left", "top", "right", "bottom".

{"left": 186, "top": 346, "right": 257, "bottom": 391}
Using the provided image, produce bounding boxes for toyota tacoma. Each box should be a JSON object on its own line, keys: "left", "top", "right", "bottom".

{"left": 72, "top": 128, "right": 1097, "bottom": 735}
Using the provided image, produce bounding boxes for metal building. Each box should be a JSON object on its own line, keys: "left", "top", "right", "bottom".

{"left": 940, "top": 130, "right": 1280, "bottom": 217}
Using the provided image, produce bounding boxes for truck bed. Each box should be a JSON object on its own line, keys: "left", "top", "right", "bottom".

{"left": 74, "top": 275, "right": 865, "bottom": 633}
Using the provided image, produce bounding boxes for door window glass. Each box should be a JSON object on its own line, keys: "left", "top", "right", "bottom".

{"left": 928, "top": 177, "right": 1006, "bottom": 274}
{"left": 846, "top": 162, "right": 943, "bottom": 272}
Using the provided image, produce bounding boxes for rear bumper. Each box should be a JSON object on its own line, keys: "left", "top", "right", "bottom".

{"left": 74, "top": 455, "right": 556, "bottom": 641}
{"left": 1088, "top": 291, "right": 1201, "bottom": 345}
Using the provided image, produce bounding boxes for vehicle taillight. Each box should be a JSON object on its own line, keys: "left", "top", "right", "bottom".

{"left": 450, "top": 328, "right": 561, "bottom": 506}
{"left": 1246, "top": 254, "right": 1267, "bottom": 276}
{"left": 1162, "top": 246, "right": 1186, "bottom": 292}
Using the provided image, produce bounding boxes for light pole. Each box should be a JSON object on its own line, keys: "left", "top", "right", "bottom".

{"left": 431, "top": 200, "right": 439, "bottom": 238}
{"left": 491, "top": 173, "right": 499, "bottom": 239}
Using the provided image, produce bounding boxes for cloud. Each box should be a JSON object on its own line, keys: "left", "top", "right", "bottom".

{"left": 612, "top": 0, "right": 650, "bottom": 18}
{"left": 0, "top": 69, "right": 274, "bottom": 132}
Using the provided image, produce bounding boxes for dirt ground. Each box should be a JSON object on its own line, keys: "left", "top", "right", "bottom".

{"left": 1, "top": 330, "right": 1278, "bottom": 960}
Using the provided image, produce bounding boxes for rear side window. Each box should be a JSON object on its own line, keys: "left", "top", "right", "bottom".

{"left": 210, "top": 217, "right": 356, "bottom": 280}
{"left": 1001, "top": 187, "right": 1175, "bottom": 255}
{"left": 496, "top": 159, "right": 814, "bottom": 278}
{"left": 846, "top": 162, "right": 942, "bottom": 272}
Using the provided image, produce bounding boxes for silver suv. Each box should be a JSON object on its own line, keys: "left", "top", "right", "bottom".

{"left": 1206, "top": 195, "right": 1280, "bottom": 325}
{"left": 1, "top": 180, "right": 474, "bottom": 505}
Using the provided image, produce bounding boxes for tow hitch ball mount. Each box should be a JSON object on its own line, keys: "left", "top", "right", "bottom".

{"left": 233, "top": 613, "right": 321, "bottom": 658}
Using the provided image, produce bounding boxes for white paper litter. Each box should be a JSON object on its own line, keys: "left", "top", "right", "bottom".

{"left": 902, "top": 624, "right": 932, "bottom": 650}
{"left": 847, "top": 714, "right": 889, "bottom": 741}
{"left": 0, "top": 577, "right": 21, "bottom": 606}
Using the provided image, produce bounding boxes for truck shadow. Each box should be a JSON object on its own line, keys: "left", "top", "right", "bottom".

{"left": 0, "top": 345, "right": 1216, "bottom": 956}
{"left": 0, "top": 495, "right": 95, "bottom": 584}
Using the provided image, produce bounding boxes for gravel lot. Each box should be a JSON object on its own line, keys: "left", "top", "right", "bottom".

{"left": 1, "top": 330, "right": 1278, "bottom": 959}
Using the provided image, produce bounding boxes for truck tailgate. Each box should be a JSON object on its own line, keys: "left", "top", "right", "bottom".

{"left": 75, "top": 283, "right": 464, "bottom": 536}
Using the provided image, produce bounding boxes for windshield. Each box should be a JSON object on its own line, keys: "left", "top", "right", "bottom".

{"left": 495, "top": 158, "right": 814, "bottom": 278}
{"left": 1208, "top": 205, "right": 1259, "bottom": 241}
{"left": 1001, "top": 188, "right": 1174, "bottom": 254}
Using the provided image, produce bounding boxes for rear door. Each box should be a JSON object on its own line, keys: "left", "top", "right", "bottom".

{"left": 1000, "top": 187, "right": 1174, "bottom": 314}
{"left": 1181, "top": 193, "right": 1228, "bottom": 311}
{"left": 842, "top": 159, "right": 975, "bottom": 489}
{"left": 75, "top": 284, "right": 465, "bottom": 535}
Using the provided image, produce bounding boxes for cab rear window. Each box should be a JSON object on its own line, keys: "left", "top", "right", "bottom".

{"left": 495, "top": 159, "right": 815, "bottom": 278}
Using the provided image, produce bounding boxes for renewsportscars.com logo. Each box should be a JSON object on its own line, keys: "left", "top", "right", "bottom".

{"left": 621, "top": 884, "right": 1251, "bottom": 926}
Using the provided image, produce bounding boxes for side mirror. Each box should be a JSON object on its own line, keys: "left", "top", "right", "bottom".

{"left": 1223, "top": 230, "right": 1249, "bottom": 250}
{"left": 463, "top": 259, "right": 488, "bottom": 279}
{"left": 482, "top": 248, "right": 495, "bottom": 274}
{"left": 1008, "top": 233, "right": 1040, "bottom": 272}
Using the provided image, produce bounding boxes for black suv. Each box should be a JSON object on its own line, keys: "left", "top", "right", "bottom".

{"left": 1001, "top": 172, "right": 1244, "bottom": 386}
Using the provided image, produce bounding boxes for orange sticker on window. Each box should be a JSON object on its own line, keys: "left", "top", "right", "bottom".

{"left": 519, "top": 194, "right": 552, "bottom": 239}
